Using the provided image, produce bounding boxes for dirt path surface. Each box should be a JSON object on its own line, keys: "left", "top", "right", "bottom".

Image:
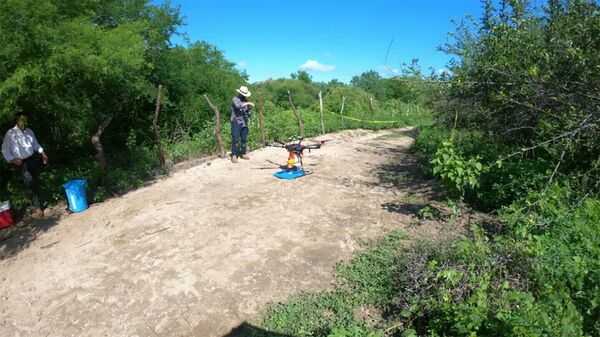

{"left": 0, "top": 128, "right": 458, "bottom": 337}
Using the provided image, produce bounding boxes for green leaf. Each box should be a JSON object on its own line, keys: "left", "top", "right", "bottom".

{"left": 402, "top": 329, "right": 418, "bottom": 337}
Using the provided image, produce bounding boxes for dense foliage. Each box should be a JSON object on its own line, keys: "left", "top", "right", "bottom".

{"left": 4, "top": 0, "right": 596, "bottom": 335}
{"left": 0, "top": 0, "right": 426, "bottom": 215}
{"left": 0, "top": 0, "right": 247, "bottom": 211}
{"left": 252, "top": 1, "right": 600, "bottom": 337}
{"left": 440, "top": 0, "right": 600, "bottom": 194}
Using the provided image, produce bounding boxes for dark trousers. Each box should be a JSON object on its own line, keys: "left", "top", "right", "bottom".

{"left": 19, "top": 155, "right": 42, "bottom": 209}
{"left": 231, "top": 122, "right": 249, "bottom": 157}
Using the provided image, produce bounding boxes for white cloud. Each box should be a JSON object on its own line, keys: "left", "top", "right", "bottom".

{"left": 378, "top": 65, "right": 399, "bottom": 75}
{"left": 238, "top": 61, "right": 247, "bottom": 68}
{"left": 299, "top": 60, "right": 335, "bottom": 72}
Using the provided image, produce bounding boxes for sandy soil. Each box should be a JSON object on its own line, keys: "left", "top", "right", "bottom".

{"left": 0, "top": 128, "right": 461, "bottom": 337}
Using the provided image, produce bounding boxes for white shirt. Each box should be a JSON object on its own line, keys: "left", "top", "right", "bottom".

{"left": 1, "top": 126, "right": 44, "bottom": 162}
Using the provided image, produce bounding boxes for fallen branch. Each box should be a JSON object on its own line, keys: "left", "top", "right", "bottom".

{"left": 144, "top": 227, "right": 170, "bottom": 236}
{"left": 76, "top": 240, "right": 93, "bottom": 248}
{"left": 40, "top": 241, "right": 60, "bottom": 249}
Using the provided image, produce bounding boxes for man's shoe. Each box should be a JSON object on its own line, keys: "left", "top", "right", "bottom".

{"left": 240, "top": 154, "right": 250, "bottom": 160}
{"left": 231, "top": 156, "right": 238, "bottom": 163}
{"left": 32, "top": 208, "right": 44, "bottom": 219}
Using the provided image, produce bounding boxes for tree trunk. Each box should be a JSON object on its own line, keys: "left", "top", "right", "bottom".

{"left": 288, "top": 90, "right": 304, "bottom": 139}
{"left": 153, "top": 84, "right": 166, "bottom": 168}
{"left": 319, "top": 90, "right": 325, "bottom": 134}
{"left": 91, "top": 115, "right": 113, "bottom": 189}
{"left": 258, "top": 92, "right": 266, "bottom": 147}
{"left": 203, "top": 95, "right": 225, "bottom": 158}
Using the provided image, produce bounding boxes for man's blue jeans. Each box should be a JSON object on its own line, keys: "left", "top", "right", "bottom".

{"left": 231, "top": 122, "right": 248, "bottom": 157}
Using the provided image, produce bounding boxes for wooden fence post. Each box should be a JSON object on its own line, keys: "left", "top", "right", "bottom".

{"left": 203, "top": 95, "right": 225, "bottom": 158}
{"left": 287, "top": 90, "right": 304, "bottom": 139}
{"left": 258, "top": 91, "right": 266, "bottom": 147}
{"left": 319, "top": 90, "right": 325, "bottom": 134}
{"left": 340, "top": 95, "right": 346, "bottom": 128}
{"left": 153, "top": 84, "right": 166, "bottom": 168}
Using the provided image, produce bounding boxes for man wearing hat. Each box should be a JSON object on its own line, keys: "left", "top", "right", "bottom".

{"left": 230, "top": 85, "right": 255, "bottom": 163}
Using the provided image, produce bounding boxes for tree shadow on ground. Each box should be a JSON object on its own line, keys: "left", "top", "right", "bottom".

{"left": 222, "top": 322, "right": 294, "bottom": 337}
{"left": 388, "top": 127, "right": 420, "bottom": 140}
{"left": 368, "top": 150, "right": 440, "bottom": 200}
{"left": 382, "top": 202, "right": 422, "bottom": 216}
{"left": 398, "top": 127, "right": 420, "bottom": 139}
{"left": 368, "top": 129, "right": 448, "bottom": 224}
{"left": 0, "top": 213, "right": 61, "bottom": 260}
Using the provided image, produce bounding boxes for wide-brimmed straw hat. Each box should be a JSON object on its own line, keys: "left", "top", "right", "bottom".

{"left": 236, "top": 86, "right": 251, "bottom": 97}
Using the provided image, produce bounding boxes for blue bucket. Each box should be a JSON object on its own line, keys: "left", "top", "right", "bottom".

{"left": 64, "top": 179, "right": 88, "bottom": 213}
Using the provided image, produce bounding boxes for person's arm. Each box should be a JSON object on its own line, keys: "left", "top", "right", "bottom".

{"left": 1, "top": 131, "right": 20, "bottom": 165}
{"left": 28, "top": 129, "right": 48, "bottom": 164}
{"left": 233, "top": 96, "right": 252, "bottom": 114}
{"left": 232, "top": 96, "right": 246, "bottom": 111}
{"left": 244, "top": 102, "right": 254, "bottom": 118}
{"left": 1, "top": 132, "right": 14, "bottom": 162}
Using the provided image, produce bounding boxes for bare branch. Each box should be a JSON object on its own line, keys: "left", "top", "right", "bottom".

{"left": 153, "top": 85, "right": 166, "bottom": 168}
{"left": 287, "top": 90, "right": 304, "bottom": 139}
{"left": 203, "top": 95, "right": 225, "bottom": 158}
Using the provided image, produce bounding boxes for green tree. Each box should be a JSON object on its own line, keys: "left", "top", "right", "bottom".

{"left": 441, "top": 0, "right": 600, "bottom": 191}
{"left": 261, "top": 78, "right": 319, "bottom": 109}
{"left": 291, "top": 70, "right": 312, "bottom": 83}
{"left": 350, "top": 70, "right": 386, "bottom": 101}
{"left": 0, "top": 0, "right": 248, "bottom": 206}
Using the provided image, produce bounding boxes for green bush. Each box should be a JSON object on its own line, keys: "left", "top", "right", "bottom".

{"left": 255, "top": 207, "right": 599, "bottom": 336}
{"left": 430, "top": 140, "right": 483, "bottom": 200}
{"left": 412, "top": 126, "right": 552, "bottom": 211}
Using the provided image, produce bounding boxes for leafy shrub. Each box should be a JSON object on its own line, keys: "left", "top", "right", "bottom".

{"left": 430, "top": 140, "right": 483, "bottom": 200}
{"left": 417, "top": 205, "right": 441, "bottom": 220}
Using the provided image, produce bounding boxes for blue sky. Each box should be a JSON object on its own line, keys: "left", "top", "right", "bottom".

{"left": 165, "top": 1, "right": 484, "bottom": 83}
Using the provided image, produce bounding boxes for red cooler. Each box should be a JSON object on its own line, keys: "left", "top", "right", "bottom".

{"left": 0, "top": 201, "right": 14, "bottom": 229}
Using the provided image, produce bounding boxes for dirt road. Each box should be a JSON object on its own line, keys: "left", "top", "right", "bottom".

{"left": 0, "top": 128, "right": 453, "bottom": 337}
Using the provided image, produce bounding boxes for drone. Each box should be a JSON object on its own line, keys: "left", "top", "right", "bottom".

{"left": 270, "top": 139, "right": 326, "bottom": 179}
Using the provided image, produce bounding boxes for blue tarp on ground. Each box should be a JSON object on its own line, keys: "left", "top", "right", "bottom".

{"left": 274, "top": 169, "right": 307, "bottom": 179}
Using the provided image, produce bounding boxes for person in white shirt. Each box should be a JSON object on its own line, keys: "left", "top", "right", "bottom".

{"left": 2, "top": 112, "right": 49, "bottom": 218}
